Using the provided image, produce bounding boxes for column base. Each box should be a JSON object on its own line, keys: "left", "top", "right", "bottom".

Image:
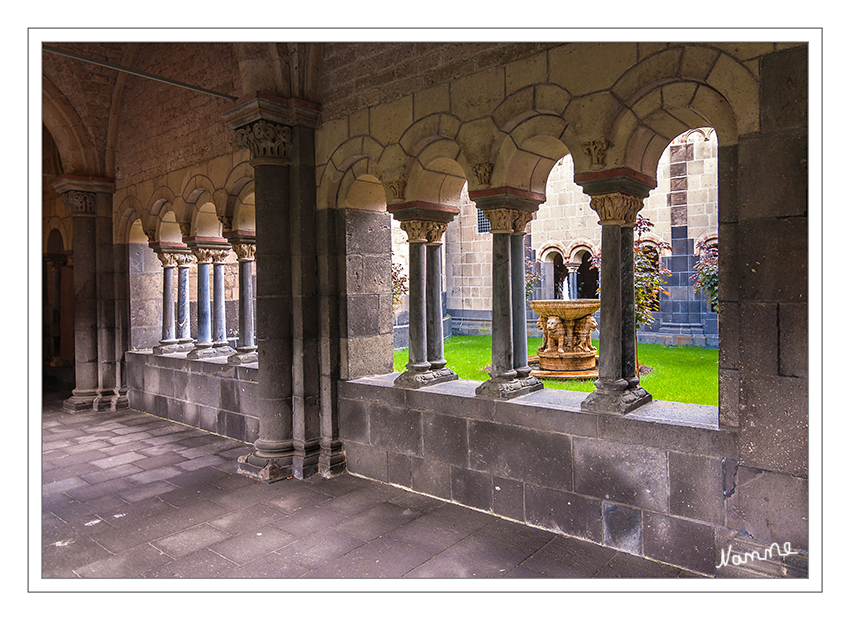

{"left": 187, "top": 344, "right": 225, "bottom": 359}
{"left": 153, "top": 341, "right": 180, "bottom": 355}
{"left": 292, "top": 439, "right": 322, "bottom": 480}
{"left": 394, "top": 366, "right": 459, "bottom": 389}
{"left": 236, "top": 451, "right": 293, "bottom": 484}
{"left": 319, "top": 439, "right": 347, "bottom": 478}
{"left": 227, "top": 348, "right": 258, "bottom": 365}
{"left": 63, "top": 390, "right": 97, "bottom": 413}
{"left": 581, "top": 384, "right": 652, "bottom": 414}
{"left": 94, "top": 389, "right": 130, "bottom": 411}
{"left": 475, "top": 374, "right": 544, "bottom": 400}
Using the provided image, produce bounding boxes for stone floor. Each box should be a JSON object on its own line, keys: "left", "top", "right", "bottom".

{"left": 40, "top": 389, "right": 704, "bottom": 582}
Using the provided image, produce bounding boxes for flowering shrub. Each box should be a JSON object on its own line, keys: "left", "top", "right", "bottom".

{"left": 391, "top": 262, "right": 409, "bottom": 315}
{"left": 691, "top": 239, "right": 718, "bottom": 310}
{"left": 525, "top": 257, "right": 542, "bottom": 300}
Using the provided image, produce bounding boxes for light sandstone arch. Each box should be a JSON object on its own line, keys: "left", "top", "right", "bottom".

{"left": 155, "top": 208, "right": 183, "bottom": 245}
{"left": 598, "top": 46, "right": 756, "bottom": 178}
{"left": 114, "top": 195, "right": 145, "bottom": 244}
{"left": 490, "top": 113, "right": 572, "bottom": 195}
{"left": 192, "top": 199, "right": 224, "bottom": 238}
{"left": 404, "top": 136, "right": 470, "bottom": 207}
{"left": 319, "top": 136, "right": 388, "bottom": 211}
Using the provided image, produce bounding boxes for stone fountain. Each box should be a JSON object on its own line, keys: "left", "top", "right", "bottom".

{"left": 529, "top": 299, "right": 600, "bottom": 378}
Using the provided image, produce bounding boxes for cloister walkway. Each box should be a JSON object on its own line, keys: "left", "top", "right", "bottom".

{"left": 41, "top": 389, "right": 701, "bottom": 582}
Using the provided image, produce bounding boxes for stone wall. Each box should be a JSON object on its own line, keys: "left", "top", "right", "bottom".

{"left": 125, "top": 351, "right": 259, "bottom": 444}
{"left": 337, "top": 375, "right": 807, "bottom": 576}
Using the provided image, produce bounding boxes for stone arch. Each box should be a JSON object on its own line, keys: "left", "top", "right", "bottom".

{"left": 319, "top": 136, "right": 387, "bottom": 211}
{"left": 490, "top": 112, "right": 572, "bottom": 195}
{"left": 45, "top": 227, "right": 65, "bottom": 256}
{"left": 43, "top": 217, "right": 71, "bottom": 254}
{"left": 404, "top": 136, "right": 469, "bottom": 206}
{"left": 602, "top": 46, "right": 756, "bottom": 177}
{"left": 232, "top": 187, "right": 256, "bottom": 233}
{"left": 223, "top": 161, "right": 254, "bottom": 221}
{"left": 42, "top": 76, "right": 100, "bottom": 176}
{"left": 115, "top": 195, "right": 146, "bottom": 244}
{"left": 155, "top": 208, "right": 183, "bottom": 245}
{"left": 192, "top": 199, "right": 224, "bottom": 238}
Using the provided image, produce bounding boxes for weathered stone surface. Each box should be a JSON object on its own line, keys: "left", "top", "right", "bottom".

{"left": 525, "top": 483, "right": 602, "bottom": 543}
{"left": 603, "top": 502, "right": 642, "bottom": 554}
{"left": 450, "top": 466, "right": 492, "bottom": 512}
{"left": 573, "top": 437, "right": 668, "bottom": 512}
{"left": 422, "top": 411, "right": 468, "bottom": 467}
{"left": 468, "top": 419, "right": 571, "bottom": 490}
{"left": 669, "top": 452, "right": 725, "bottom": 525}
{"left": 643, "top": 512, "right": 717, "bottom": 575}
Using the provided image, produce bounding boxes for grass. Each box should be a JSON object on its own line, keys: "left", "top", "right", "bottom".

{"left": 393, "top": 334, "right": 719, "bottom": 406}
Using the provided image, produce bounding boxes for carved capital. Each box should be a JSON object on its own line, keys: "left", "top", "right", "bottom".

{"left": 387, "top": 178, "right": 407, "bottom": 201}
{"left": 399, "top": 220, "right": 427, "bottom": 243}
{"left": 583, "top": 139, "right": 612, "bottom": 169}
{"left": 156, "top": 251, "right": 179, "bottom": 268}
{"left": 191, "top": 247, "right": 216, "bottom": 264}
{"left": 178, "top": 222, "right": 191, "bottom": 238}
{"left": 472, "top": 162, "right": 494, "bottom": 186}
{"left": 512, "top": 210, "right": 534, "bottom": 234}
{"left": 231, "top": 242, "right": 256, "bottom": 262}
{"left": 209, "top": 247, "right": 231, "bottom": 264}
{"left": 143, "top": 229, "right": 157, "bottom": 244}
{"left": 174, "top": 252, "right": 194, "bottom": 268}
{"left": 235, "top": 119, "right": 292, "bottom": 164}
{"left": 424, "top": 221, "right": 448, "bottom": 245}
{"left": 61, "top": 190, "right": 96, "bottom": 217}
{"left": 589, "top": 192, "right": 644, "bottom": 225}
{"left": 218, "top": 215, "right": 233, "bottom": 233}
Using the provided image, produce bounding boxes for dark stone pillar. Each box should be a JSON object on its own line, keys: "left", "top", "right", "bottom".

{"left": 574, "top": 184, "right": 653, "bottom": 414}
{"left": 153, "top": 251, "right": 178, "bottom": 354}
{"left": 175, "top": 251, "right": 194, "bottom": 350}
{"left": 510, "top": 226, "right": 532, "bottom": 379}
{"left": 227, "top": 240, "right": 257, "bottom": 364}
{"left": 53, "top": 177, "right": 120, "bottom": 412}
{"left": 223, "top": 95, "right": 323, "bottom": 482}
{"left": 388, "top": 204, "right": 459, "bottom": 389}
{"left": 211, "top": 246, "right": 234, "bottom": 356}
{"left": 470, "top": 188, "right": 543, "bottom": 400}
{"left": 187, "top": 248, "right": 214, "bottom": 359}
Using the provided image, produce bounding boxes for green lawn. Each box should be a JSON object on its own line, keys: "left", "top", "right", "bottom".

{"left": 394, "top": 335, "right": 718, "bottom": 406}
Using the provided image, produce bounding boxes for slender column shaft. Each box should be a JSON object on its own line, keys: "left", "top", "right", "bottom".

{"left": 569, "top": 270, "right": 579, "bottom": 300}
{"left": 510, "top": 232, "right": 530, "bottom": 377}
{"left": 212, "top": 258, "right": 227, "bottom": 346}
{"left": 621, "top": 225, "right": 638, "bottom": 387}
{"left": 238, "top": 255, "right": 256, "bottom": 350}
{"left": 426, "top": 243, "right": 446, "bottom": 369}
{"left": 160, "top": 264, "right": 176, "bottom": 343}
{"left": 490, "top": 231, "right": 515, "bottom": 379}
{"left": 67, "top": 207, "right": 98, "bottom": 409}
{"left": 596, "top": 223, "right": 627, "bottom": 390}
{"left": 407, "top": 241, "right": 429, "bottom": 372}
{"left": 176, "top": 259, "right": 192, "bottom": 345}
{"left": 196, "top": 261, "right": 212, "bottom": 345}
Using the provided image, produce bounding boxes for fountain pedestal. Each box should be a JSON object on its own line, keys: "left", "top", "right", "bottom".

{"left": 530, "top": 300, "right": 600, "bottom": 379}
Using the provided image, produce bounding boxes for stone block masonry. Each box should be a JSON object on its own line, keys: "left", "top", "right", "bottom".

{"left": 337, "top": 374, "right": 805, "bottom": 577}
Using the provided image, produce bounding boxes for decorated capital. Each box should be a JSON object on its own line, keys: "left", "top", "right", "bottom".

{"left": 589, "top": 192, "right": 644, "bottom": 226}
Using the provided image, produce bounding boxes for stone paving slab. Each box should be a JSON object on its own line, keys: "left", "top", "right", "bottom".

{"left": 40, "top": 394, "right": 703, "bottom": 581}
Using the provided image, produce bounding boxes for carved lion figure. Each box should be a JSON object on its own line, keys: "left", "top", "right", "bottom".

{"left": 574, "top": 315, "right": 597, "bottom": 351}
{"left": 545, "top": 316, "right": 567, "bottom": 353}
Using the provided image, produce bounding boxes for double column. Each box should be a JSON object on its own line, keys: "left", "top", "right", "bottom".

{"left": 52, "top": 176, "right": 126, "bottom": 412}
{"left": 388, "top": 203, "right": 459, "bottom": 389}
{"left": 469, "top": 188, "right": 544, "bottom": 400}
{"left": 575, "top": 174, "right": 653, "bottom": 414}
{"left": 222, "top": 93, "right": 323, "bottom": 482}
{"left": 186, "top": 244, "right": 234, "bottom": 359}
{"left": 226, "top": 238, "right": 257, "bottom": 364}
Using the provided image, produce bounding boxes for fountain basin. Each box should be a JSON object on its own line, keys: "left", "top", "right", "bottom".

{"left": 529, "top": 299, "right": 600, "bottom": 374}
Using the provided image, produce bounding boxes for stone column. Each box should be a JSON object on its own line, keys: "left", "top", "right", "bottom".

{"left": 175, "top": 251, "right": 194, "bottom": 350}
{"left": 223, "top": 104, "right": 297, "bottom": 483}
{"left": 388, "top": 203, "right": 460, "bottom": 389}
{"left": 210, "top": 246, "right": 235, "bottom": 356}
{"left": 46, "top": 256, "right": 66, "bottom": 365}
{"left": 470, "top": 187, "right": 544, "bottom": 400}
{"left": 153, "top": 251, "right": 178, "bottom": 354}
{"left": 187, "top": 247, "right": 214, "bottom": 359}
{"left": 579, "top": 190, "right": 651, "bottom": 414}
{"left": 565, "top": 263, "right": 580, "bottom": 300}
{"left": 510, "top": 213, "right": 535, "bottom": 380}
{"left": 228, "top": 240, "right": 258, "bottom": 364}
{"left": 55, "top": 186, "right": 99, "bottom": 411}
{"left": 425, "top": 224, "right": 454, "bottom": 381}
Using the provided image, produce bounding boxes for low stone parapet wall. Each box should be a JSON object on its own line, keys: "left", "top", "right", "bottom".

{"left": 125, "top": 350, "right": 259, "bottom": 445}
{"left": 338, "top": 374, "right": 739, "bottom": 576}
